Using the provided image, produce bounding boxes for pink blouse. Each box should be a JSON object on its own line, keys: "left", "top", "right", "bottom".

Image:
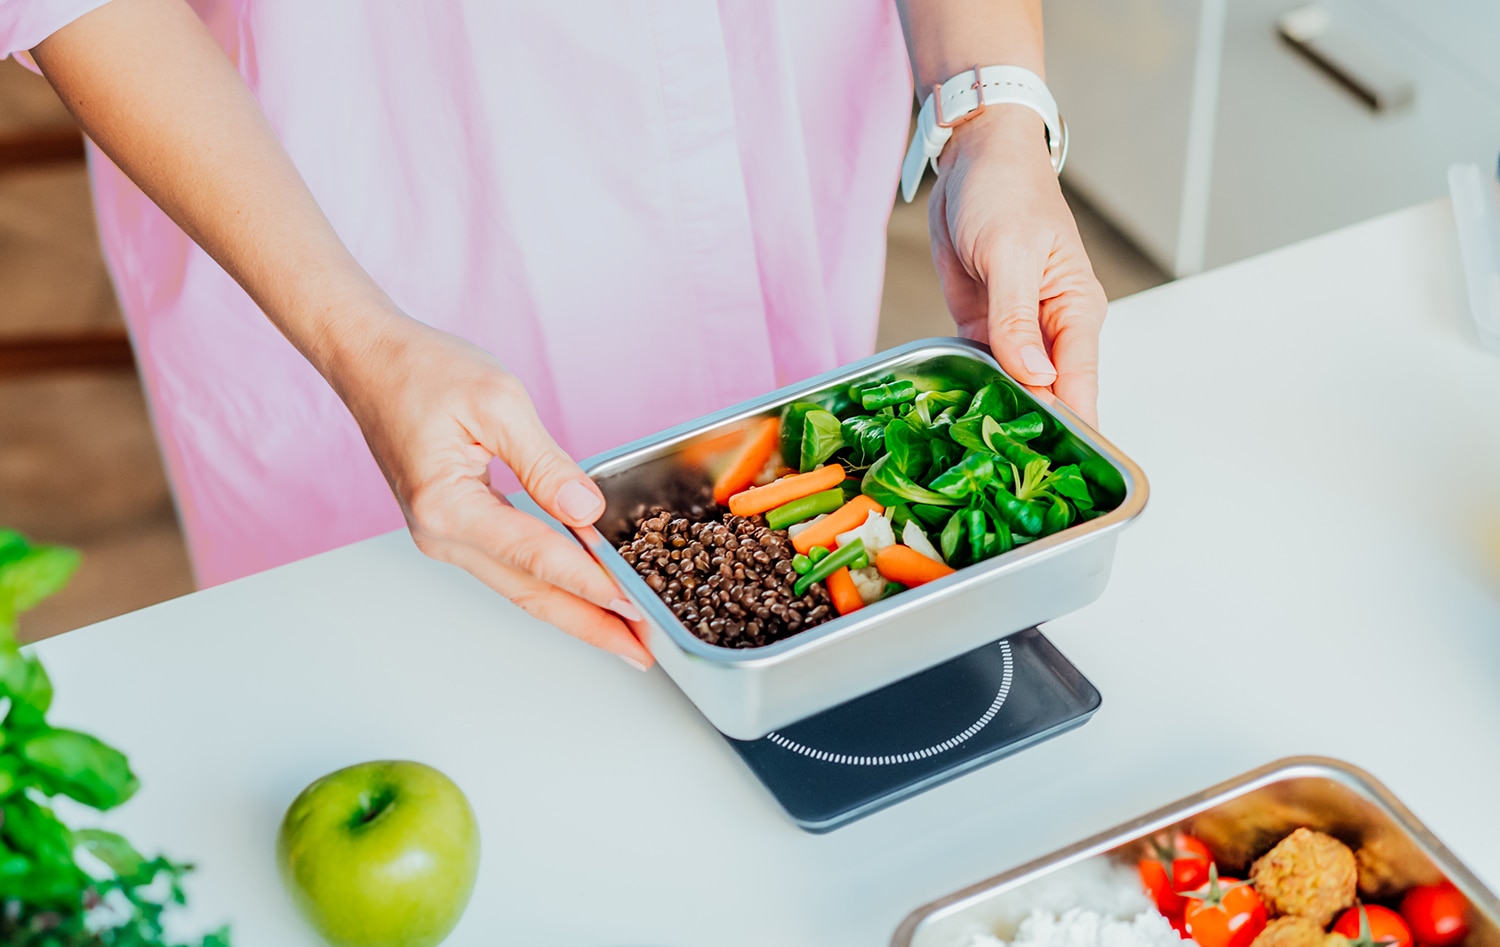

{"left": 2, "top": 0, "right": 912, "bottom": 585}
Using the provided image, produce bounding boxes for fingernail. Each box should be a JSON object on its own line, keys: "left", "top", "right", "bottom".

{"left": 556, "top": 480, "right": 604, "bottom": 522}
{"left": 1021, "top": 345, "right": 1057, "bottom": 379}
{"left": 618, "top": 653, "right": 650, "bottom": 672}
{"left": 608, "top": 598, "right": 643, "bottom": 622}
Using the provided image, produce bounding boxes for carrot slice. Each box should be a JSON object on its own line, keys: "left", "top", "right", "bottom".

{"left": 792, "top": 494, "right": 884, "bottom": 554}
{"left": 825, "top": 566, "right": 865, "bottom": 616}
{"left": 875, "top": 544, "right": 956, "bottom": 587}
{"left": 727, "top": 464, "right": 847, "bottom": 517}
{"left": 711, "top": 418, "right": 780, "bottom": 506}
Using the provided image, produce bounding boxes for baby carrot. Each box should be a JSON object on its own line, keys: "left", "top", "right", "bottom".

{"left": 728, "top": 463, "right": 846, "bottom": 517}
{"left": 825, "top": 566, "right": 866, "bottom": 616}
{"left": 874, "top": 544, "right": 955, "bottom": 587}
{"left": 712, "top": 418, "right": 780, "bottom": 506}
{"left": 792, "top": 494, "right": 884, "bottom": 554}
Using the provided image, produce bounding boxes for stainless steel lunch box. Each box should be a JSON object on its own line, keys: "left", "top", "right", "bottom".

{"left": 577, "top": 338, "right": 1148, "bottom": 740}
{"left": 892, "top": 756, "right": 1500, "bottom": 947}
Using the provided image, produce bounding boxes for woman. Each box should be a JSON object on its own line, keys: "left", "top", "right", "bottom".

{"left": 1, "top": 0, "right": 1106, "bottom": 670}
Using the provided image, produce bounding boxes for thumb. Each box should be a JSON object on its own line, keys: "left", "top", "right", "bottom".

{"left": 482, "top": 379, "right": 606, "bottom": 528}
{"left": 985, "top": 253, "right": 1058, "bottom": 388}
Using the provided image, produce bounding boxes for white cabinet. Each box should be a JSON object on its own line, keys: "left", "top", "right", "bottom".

{"left": 1044, "top": 0, "right": 1500, "bottom": 276}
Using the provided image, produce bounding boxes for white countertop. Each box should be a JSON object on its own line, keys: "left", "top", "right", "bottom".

{"left": 34, "top": 199, "right": 1500, "bottom": 946}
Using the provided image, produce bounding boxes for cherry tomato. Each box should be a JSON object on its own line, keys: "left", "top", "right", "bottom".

{"left": 1139, "top": 832, "right": 1215, "bottom": 916}
{"left": 1334, "top": 904, "right": 1414, "bottom": 947}
{"left": 1401, "top": 883, "right": 1469, "bottom": 947}
{"left": 1182, "top": 866, "right": 1268, "bottom": 947}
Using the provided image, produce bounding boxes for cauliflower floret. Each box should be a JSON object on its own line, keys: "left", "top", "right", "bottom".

{"left": 836, "top": 510, "right": 896, "bottom": 554}
{"left": 849, "top": 566, "right": 886, "bottom": 604}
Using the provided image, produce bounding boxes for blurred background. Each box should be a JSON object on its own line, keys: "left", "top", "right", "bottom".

{"left": 2, "top": 0, "right": 1498, "bottom": 637}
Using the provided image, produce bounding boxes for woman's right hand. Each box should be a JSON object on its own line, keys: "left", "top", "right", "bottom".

{"left": 332, "top": 310, "right": 654, "bottom": 670}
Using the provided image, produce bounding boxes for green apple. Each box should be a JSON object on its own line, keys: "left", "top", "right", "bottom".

{"left": 277, "top": 760, "right": 480, "bottom": 947}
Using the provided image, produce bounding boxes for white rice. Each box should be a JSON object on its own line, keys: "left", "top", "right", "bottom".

{"left": 954, "top": 857, "right": 1188, "bottom": 947}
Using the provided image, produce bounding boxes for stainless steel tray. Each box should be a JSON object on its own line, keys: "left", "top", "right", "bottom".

{"left": 892, "top": 756, "right": 1500, "bottom": 947}
{"left": 577, "top": 338, "right": 1148, "bottom": 739}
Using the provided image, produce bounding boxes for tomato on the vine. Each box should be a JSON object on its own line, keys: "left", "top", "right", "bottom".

{"left": 1182, "top": 865, "right": 1267, "bottom": 947}
{"left": 1138, "top": 832, "right": 1215, "bottom": 916}
{"left": 1401, "top": 882, "right": 1469, "bottom": 947}
{"left": 1334, "top": 904, "right": 1413, "bottom": 947}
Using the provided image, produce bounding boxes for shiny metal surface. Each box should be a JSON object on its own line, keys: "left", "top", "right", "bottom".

{"left": 577, "top": 338, "right": 1148, "bottom": 739}
{"left": 891, "top": 757, "right": 1500, "bottom": 947}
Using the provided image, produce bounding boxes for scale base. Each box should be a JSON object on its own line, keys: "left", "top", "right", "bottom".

{"left": 723, "top": 627, "right": 1100, "bottom": 833}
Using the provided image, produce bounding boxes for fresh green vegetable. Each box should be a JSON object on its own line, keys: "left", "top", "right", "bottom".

{"left": 862, "top": 454, "right": 962, "bottom": 508}
{"left": 793, "top": 539, "right": 870, "bottom": 597}
{"left": 808, "top": 546, "right": 831, "bottom": 563}
{"left": 928, "top": 452, "right": 996, "bottom": 500}
{"left": 840, "top": 415, "right": 888, "bottom": 467}
{"left": 791, "top": 554, "right": 813, "bottom": 575}
{"left": 859, "top": 380, "right": 917, "bottom": 410}
{"left": 966, "top": 504, "right": 989, "bottom": 565}
{"left": 982, "top": 417, "right": 1049, "bottom": 469}
{"left": 798, "top": 409, "right": 845, "bottom": 472}
{"left": 991, "top": 485, "right": 1048, "bottom": 535}
{"left": 779, "top": 401, "right": 821, "bottom": 468}
{"left": 0, "top": 530, "right": 230, "bottom": 946}
{"left": 993, "top": 411, "right": 1045, "bottom": 441}
{"left": 940, "top": 512, "right": 963, "bottom": 563}
{"left": 883, "top": 418, "right": 930, "bottom": 480}
{"left": 962, "top": 383, "right": 1020, "bottom": 423}
{"left": 766, "top": 487, "right": 845, "bottom": 531}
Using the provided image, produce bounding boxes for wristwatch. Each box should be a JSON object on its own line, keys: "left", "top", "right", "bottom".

{"left": 900, "top": 65, "right": 1068, "bottom": 203}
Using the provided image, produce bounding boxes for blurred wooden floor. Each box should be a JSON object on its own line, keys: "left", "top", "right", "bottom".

{"left": 0, "top": 57, "right": 1165, "bottom": 640}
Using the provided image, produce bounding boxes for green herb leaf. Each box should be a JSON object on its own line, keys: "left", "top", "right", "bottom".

{"left": 1042, "top": 494, "right": 1076, "bottom": 535}
{"left": 940, "top": 510, "right": 964, "bottom": 563}
{"left": 74, "top": 828, "right": 147, "bottom": 881}
{"left": 883, "top": 418, "right": 930, "bottom": 480}
{"left": 961, "top": 383, "right": 1020, "bottom": 423}
{"left": 861, "top": 455, "right": 962, "bottom": 508}
{"left": 839, "top": 415, "right": 888, "bottom": 467}
{"left": 779, "top": 401, "right": 822, "bottom": 468}
{"left": 798, "top": 409, "right": 845, "bottom": 472}
{"left": 927, "top": 452, "right": 996, "bottom": 500}
{"left": 981, "top": 416, "right": 1050, "bottom": 472}
{"left": 1043, "top": 464, "right": 1094, "bottom": 511}
{"left": 20, "top": 729, "right": 140, "bottom": 811}
{"left": 0, "top": 539, "right": 80, "bottom": 621}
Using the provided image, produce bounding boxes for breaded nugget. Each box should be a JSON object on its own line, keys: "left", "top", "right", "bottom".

{"left": 1250, "top": 916, "right": 1346, "bottom": 947}
{"left": 1250, "top": 828, "right": 1358, "bottom": 927}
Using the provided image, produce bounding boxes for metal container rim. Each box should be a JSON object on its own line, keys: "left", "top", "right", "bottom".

{"left": 888, "top": 755, "right": 1500, "bottom": 946}
{"left": 578, "top": 337, "right": 1150, "bottom": 667}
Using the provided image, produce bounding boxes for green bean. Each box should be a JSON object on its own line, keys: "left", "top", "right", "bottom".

{"left": 808, "top": 546, "right": 831, "bottom": 563}
{"left": 765, "top": 487, "right": 845, "bottom": 531}
{"left": 793, "top": 539, "right": 868, "bottom": 597}
{"left": 791, "top": 554, "right": 813, "bottom": 575}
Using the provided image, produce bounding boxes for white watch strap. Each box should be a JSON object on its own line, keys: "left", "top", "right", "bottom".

{"left": 900, "top": 65, "right": 1067, "bottom": 203}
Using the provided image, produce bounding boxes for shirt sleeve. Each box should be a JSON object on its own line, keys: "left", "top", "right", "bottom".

{"left": 1, "top": 0, "right": 116, "bottom": 71}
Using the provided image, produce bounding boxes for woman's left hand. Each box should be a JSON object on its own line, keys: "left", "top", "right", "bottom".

{"left": 926, "top": 107, "right": 1107, "bottom": 427}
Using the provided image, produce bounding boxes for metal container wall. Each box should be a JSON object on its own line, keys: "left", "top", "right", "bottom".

{"left": 893, "top": 757, "right": 1500, "bottom": 947}
{"left": 577, "top": 339, "right": 1149, "bottom": 739}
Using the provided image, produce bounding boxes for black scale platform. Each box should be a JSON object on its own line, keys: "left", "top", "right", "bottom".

{"left": 723, "top": 627, "right": 1100, "bottom": 832}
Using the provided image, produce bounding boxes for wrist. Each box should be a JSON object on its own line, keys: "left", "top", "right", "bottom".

{"left": 945, "top": 107, "right": 1050, "bottom": 166}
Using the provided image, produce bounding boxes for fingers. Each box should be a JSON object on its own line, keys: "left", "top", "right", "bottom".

{"left": 927, "top": 185, "right": 988, "bottom": 335}
{"left": 475, "top": 376, "right": 606, "bottom": 528}
{"left": 448, "top": 543, "right": 654, "bottom": 669}
{"left": 1046, "top": 317, "right": 1101, "bottom": 428}
{"left": 983, "top": 249, "right": 1058, "bottom": 389}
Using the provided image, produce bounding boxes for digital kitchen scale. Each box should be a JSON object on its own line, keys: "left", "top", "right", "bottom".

{"left": 723, "top": 626, "right": 1100, "bottom": 832}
